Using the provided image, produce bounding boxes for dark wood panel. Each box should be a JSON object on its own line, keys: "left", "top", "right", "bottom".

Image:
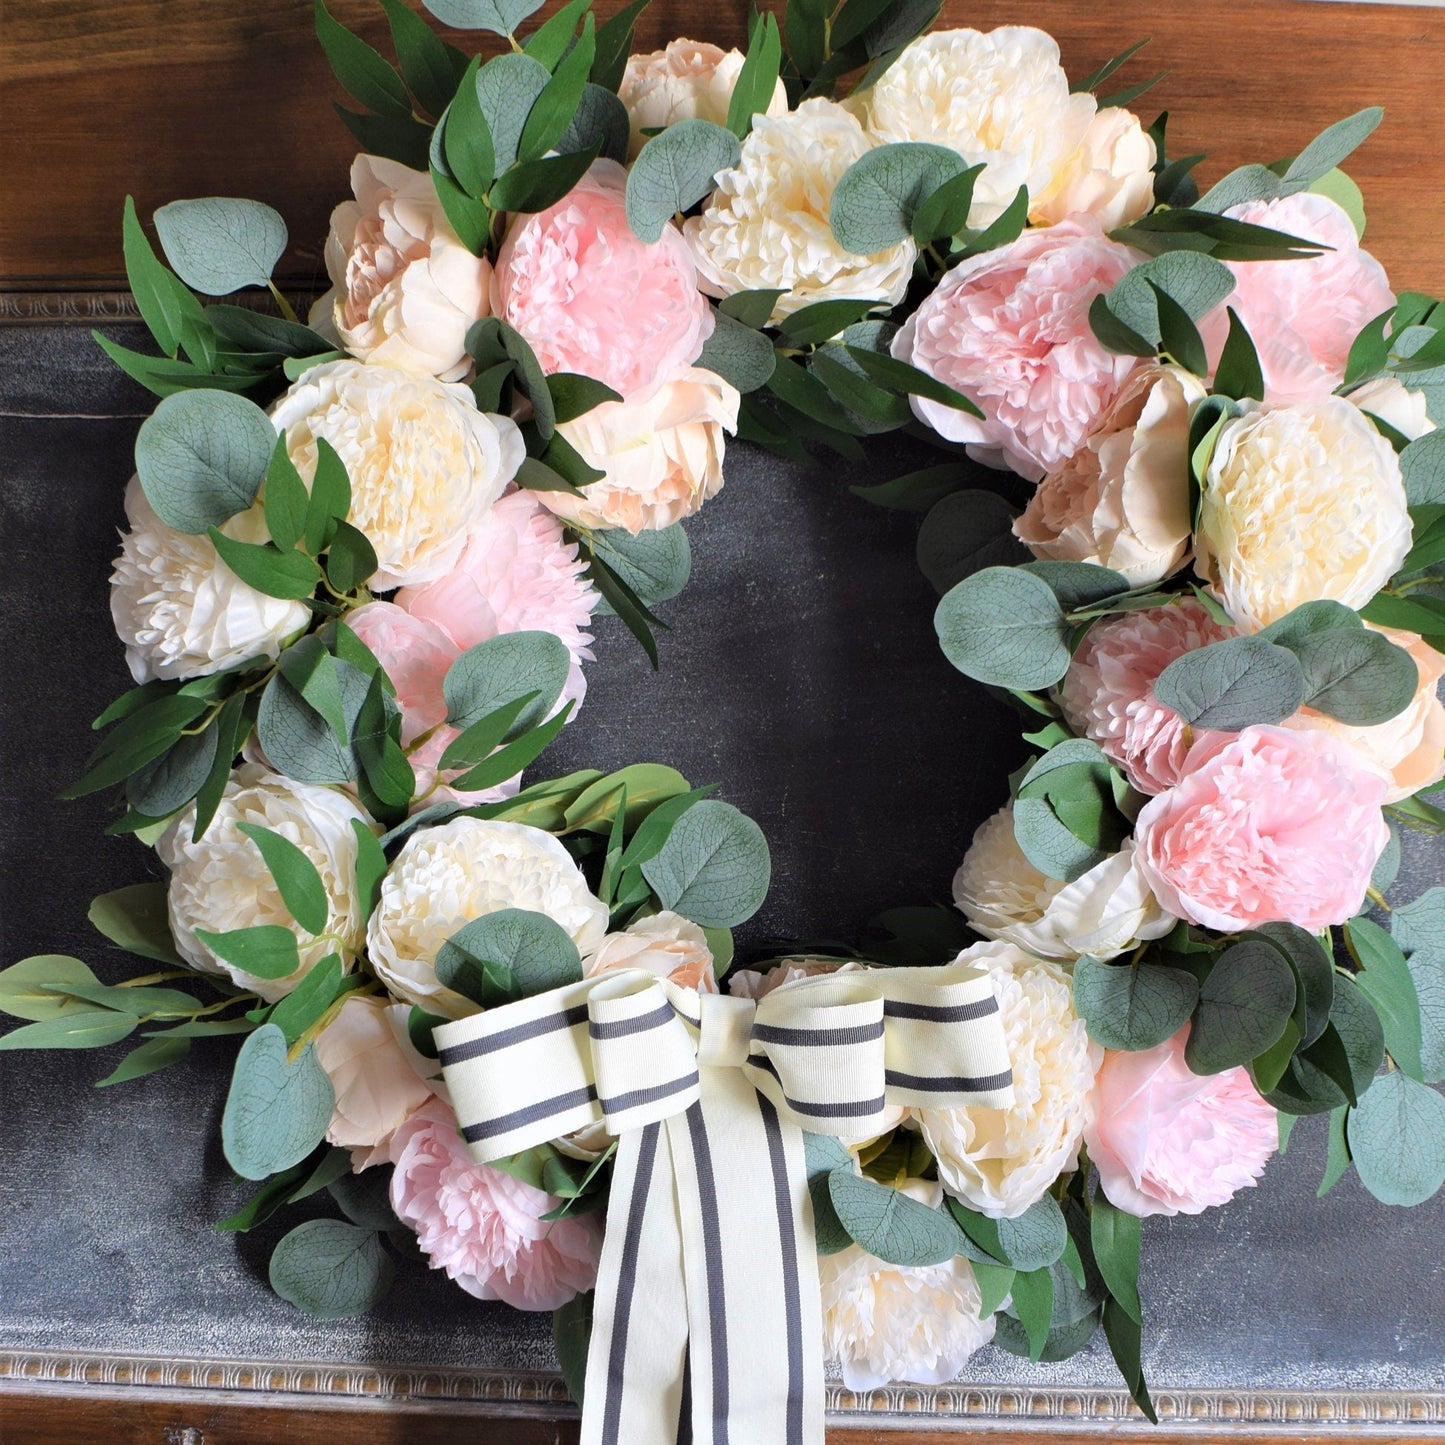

{"left": 2, "top": 0, "right": 1444, "bottom": 292}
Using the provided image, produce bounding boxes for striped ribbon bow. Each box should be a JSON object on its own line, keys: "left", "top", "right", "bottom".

{"left": 435, "top": 959, "right": 1014, "bottom": 1445}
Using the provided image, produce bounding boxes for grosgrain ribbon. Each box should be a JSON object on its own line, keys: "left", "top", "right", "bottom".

{"left": 435, "top": 961, "right": 1014, "bottom": 1445}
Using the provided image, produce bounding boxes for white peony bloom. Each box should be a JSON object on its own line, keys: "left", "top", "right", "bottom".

{"left": 1195, "top": 397, "right": 1413, "bottom": 632}
{"left": 270, "top": 360, "right": 525, "bottom": 590}
{"left": 851, "top": 27, "right": 1095, "bottom": 226}
{"left": 367, "top": 817, "right": 609, "bottom": 1017}
{"left": 586, "top": 910, "right": 718, "bottom": 992}
{"left": 157, "top": 764, "right": 373, "bottom": 1001}
{"left": 916, "top": 942, "right": 1101, "bottom": 1218}
{"left": 820, "top": 1178, "right": 996, "bottom": 1390}
{"left": 953, "top": 804, "right": 1175, "bottom": 961}
{"left": 1349, "top": 375, "right": 1436, "bottom": 442}
{"left": 110, "top": 478, "right": 309, "bottom": 683}
{"left": 683, "top": 99, "right": 917, "bottom": 323}
{"left": 1030, "top": 106, "right": 1157, "bottom": 232}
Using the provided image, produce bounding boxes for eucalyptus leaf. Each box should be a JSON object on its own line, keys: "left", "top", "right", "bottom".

{"left": 221, "top": 1024, "right": 334, "bottom": 1181}
{"left": 829, "top": 142, "right": 966, "bottom": 254}
{"left": 154, "top": 198, "right": 288, "bottom": 295}
{"left": 269, "top": 1218, "right": 395, "bottom": 1318}
{"left": 827, "top": 1169, "right": 964, "bottom": 1266}
{"left": 1073, "top": 955, "right": 1199, "bottom": 1052}
{"left": 1290, "top": 628, "right": 1418, "bottom": 726}
{"left": 1153, "top": 634, "right": 1305, "bottom": 731}
{"left": 442, "top": 630, "right": 571, "bottom": 736}
{"left": 626, "top": 120, "right": 741, "bottom": 244}
{"left": 1185, "top": 940, "right": 1297, "bottom": 1075}
{"left": 1106, "top": 252, "right": 1235, "bottom": 344}
{"left": 640, "top": 800, "right": 771, "bottom": 929}
{"left": 915, "top": 490, "right": 1026, "bottom": 596}
{"left": 695, "top": 310, "right": 777, "bottom": 393}
{"left": 591, "top": 525, "right": 692, "bottom": 608}
{"left": 422, "top": 0, "right": 545, "bottom": 34}
{"left": 1347, "top": 1070, "right": 1445, "bottom": 1206}
{"left": 934, "top": 567, "right": 1072, "bottom": 690}
{"left": 437, "top": 908, "right": 582, "bottom": 1003}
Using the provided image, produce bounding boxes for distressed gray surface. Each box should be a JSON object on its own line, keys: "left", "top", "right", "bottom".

{"left": 0, "top": 323, "right": 1442, "bottom": 1393}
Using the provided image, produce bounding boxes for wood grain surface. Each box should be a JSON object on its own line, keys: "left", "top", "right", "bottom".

{"left": 2, "top": 0, "right": 1445, "bottom": 293}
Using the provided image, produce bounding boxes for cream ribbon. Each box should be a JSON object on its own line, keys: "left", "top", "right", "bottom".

{"left": 435, "top": 960, "right": 1014, "bottom": 1445}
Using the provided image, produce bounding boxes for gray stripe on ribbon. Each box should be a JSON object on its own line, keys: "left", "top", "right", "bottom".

{"left": 685, "top": 1103, "right": 730, "bottom": 1445}
{"left": 751, "top": 1021, "right": 884, "bottom": 1048}
{"left": 883, "top": 998, "right": 999, "bottom": 1024}
{"left": 589, "top": 1002, "right": 677, "bottom": 1041}
{"left": 748, "top": 1056, "right": 886, "bottom": 1119}
{"left": 756, "top": 1094, "right": 804, "bottom": 1445}
{"left": 460, "top": 1083, "right": 598, "bottom": 1143}
{"left": 602, "top": 1124, "right": 659, "bottom": 1445}
{"left": 599, "top": 1073, "right": 699, "bottom": 1117}
{"left": 438, "top": 1003, "right": 589, "bottom": 1066}
{"left": 885, "top": 1067, "right": 1014, "bottom": 1093}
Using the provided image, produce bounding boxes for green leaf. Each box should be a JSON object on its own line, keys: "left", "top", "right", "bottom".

{"left": 955, "top": 184, "right": 1029, "bottom": 260}
{"left": 522, "top": 0, "right": 589, "bottom": 65}
{"left": 626, "top": 120, "right": 741, "bottom": 243}
{"left": 489, "top": 143, "right": 602, "bottom": 214}
{"left": 988, "top": 1196, "right": 1067, "bottom": 1272}
{"left": 196, "top": 925, "right": 302, "bottom": 982}
{"left": 1010, "top": 1264, "right": 1055, "bottom": 1361}
{"left": 1073, "top": 955, "right": 1199, "bottom": 1052}
{"left": 1347, "top": 1070, "right": 1445, "bottom": 1206}
{"left": 206, "top": 305, "right": 332, "bottom": 359}
{"left": 0, "top": 956, "right": 104, "bottom": 1022}
{"left": 640, "top": 800, "right": 771, "bottom": 929}
{"left": 222, "top": 1023, "right": 335, "bottom": 1181}
{"left": 353, "top": 673, "right": 415, "bottom": 814}
{"left": 329, "top": 1168, "right": 398, "bottom": 1230}
{"left": 1318, "top": 1103, "right": 1353, "bottom": 1195}
{"left": 95, "top": 1035, "right": 191, "bottom": 1087}
{"left": 585, "top": 548, "right": 661, "bottom": 668}
{"left": 443, "top": 630, "right": 571, "bottom": 735}
{"left": 915, "top": 489, "right": 1026, "bottom": 595}
{"left": 934, "top": 567, "right": 1072, "bottom": 690}
{"left": 1346, "top": 915, "right": 1425, "bottom": 1082}
{"left": 725, "top": 11, "right": 782, "bottom": 138}
{"left": 476, "top": 52, "right": 551, "bottom": 175}
{"left": 590, "top": 525, "right": 692, "bottom": 609}
{"left": 827, "top": 1170, "right": 965, "bottom": 1266}
{"left": 269, "top": 955, "right": 348, "bottom": 1046}
{"left": 305, "top": 437, "right": 352, "bottom": 555}
{"left": 447, "top": 699, "right": 573, "bottom": 792}
{"left": 695, "top": 309, "right": 777, "bottom": 393}
{"left": 422, "top": 0, "right": 545, "bottom": 34}
{"left": 777, "top": 297, "right": 882, "bottom": 348}
{"left": 1088, "top": 294, "right": 1156, "bottom": 358}
{"left": 217, "top": 1156, "right": 319, "bottom": 1231}
{"left": 122, "top": 195, "right": 208, "bottom": 358}
{"left": 315, "top": 0, "right": 410, "bottom": 117}
{"left": 1153, "top": 634, "right": 1306, "bottom": 731}
{"left": 134, "top": 388, "right": 274, "bottom": 534}
{"left": 324, "top": 520, "right": 379, "bottom": 594}
{"left": 208, "top": 528, "right": 322, "bottom": 600}
{"left": 518, "top": 15, "right": 595, "bottom": 162}
{"left": 377, "top": 0, "right": 466, "bottom": 117}
{"left": 1186, "top": 939, "right": 1297, "bottom": 1074}
{"left": 557, "top": 82, "right": 631, "bottom": 165}
{"left": 1283, "top": 107, "right": 1384, "bottom": 187}
{"left": 971, "top": 1259, "right": 1015, "bottom": 1319}
{"left": 547, "top": 372, "right": 623, "bottom": 423}
{"left": 269, "top": 1218, "right": 395, "bottom": 1317}
{"left": 719, "top": 288, "right": 786, "bottom": 329}
{"left": 1150, "top": 281, "right": 1206, "bottom": 375}
{"left": 829, "top": 141, "right": 965, "bottom": 254}
{"left": 192, "top": 693, "right": 249, "bottom": 840}
{"left": 1392, "top": 891, "right": 1445, "bottom": 1084}
{"left": 236, "top": 822, "right": 330, "bottom": 935}
{"left": 437, "top": 908, "right": 583, "bottom": 1006}
{"left": 126, "top": 727, "right": 220, "bottom": 820}
{"left": 279, "top": 637, "right": 349, "bottom": 747}
{"left": 1090, "top": 1191, "right": 1142, "bottom": 1323}
{"left": 467, "top": 317, "right": 556, "bottom": 437}
{"left": 1212, "top": 306, "right": 1265, "bottom": 401}
{"left": 1289, "top": 628, "right": 1417, "bottom": 726}
{"left": 264, "top": 440, "right": 311, "bottom": 554}
{"left": 553, "top": 1291, "right": 593, "bottom": 1407}
{"left": 153, "top": 198, "right": 288, "bottom": 296}
{"left": 1103, "top": 1295, "right": 1158, "bottom": 1424}
{"left": 1073, "top": 36, "right": 1152, "bottom": 94}
{"left": 589, "top": 0, "right": 649, "bottom": 89}
{"left": 911, "top": 164, "right": 984, "bottom": 245}
{"left": 851, "top": 462, "right": 972, "bottom": 514}
{"left": 0, "top": 1010, "right": 138, "bottom": 1052}
{"left": 843, "top": 346, "right": 983, "bottom": 415}
{"left": 1248, "top": 922, "right": 1334, "bottom": 1048}
{"left": 1107, "top": 251, "right": 1235, "bottom": 343}
{"left": 89, "top": 882, "right": 183, "bottom": 965}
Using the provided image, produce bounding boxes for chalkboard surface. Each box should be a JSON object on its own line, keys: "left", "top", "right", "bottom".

{"left": 1, "top": 323, "right": 1443, "bottom": 1410}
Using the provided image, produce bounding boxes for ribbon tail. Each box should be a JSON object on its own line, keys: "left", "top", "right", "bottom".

{"left": 581, "top": 1122, "right": 689, "bottom": 1445}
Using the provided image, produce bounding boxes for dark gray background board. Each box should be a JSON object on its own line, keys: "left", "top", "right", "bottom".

{"left": 1, "top": 324, "right": 1442, "bottom": 1394}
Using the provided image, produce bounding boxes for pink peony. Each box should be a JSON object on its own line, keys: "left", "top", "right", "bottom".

{"left": 389, "top": 1097, "right": 602, "bottom": 1309}
{"left": 1085, "top": 1026, "right": 1279, "bottom": 1217}
{"left": 491, "top": 158, "right": 713, "bottom": 400}
{"left": 1201, "top": 193, "right": 1394, "bottom": 404}
{"left": 891, "top": 217, "right": 1141, "bottom": 479}
{"left": 1058, "top": 598, "right": 1234, "bottom": 794}
{"left": 1133, "top": 725, "right": 1390, "bottom": 932}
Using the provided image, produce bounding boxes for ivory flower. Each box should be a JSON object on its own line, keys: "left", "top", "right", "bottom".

{"left": 916, "top": 942, "right": 1100, "bottom": 1218}
{"left": 1031, "top": 106, "right": 1158, "bottom": 231}
{"left": 852, "top": 27, "right": 1095, "bottom": 226}
{"left": 729, "top": 957, "right": 867, "bottom": 1000}
{"left": 1194, "top": 398, "right": 1412, "bottom": 631}
{"left": 820, "top": 1179, "right": 996, "bottom": 1390}
{"left": 953, "top": 805, "right": 1174, "bottom": 961}
{"left": 619, "top": 40, "right": 786, "bottom": 159}
{"left": 270, "top": 360, "right": 524, "bottom": 590}
{"left": 157, "top": 764, "right": 372, "bottom": 1001}
{"left": 1015, "top": 363, "right": 1205, "bottom": 585}
{"left": 891, "top": 218, "right": 1140, "bottom": 479}
{"left": 683, "top": 99, "right": 917, "bottom": 323}
{"left": 1133, "top": 725, "right": 1390, "bottom": 932}
{"left": 110, "top": 479, "right": 309, "bottom": 683}
{"left": 545, "top": 367, "right": 739, "bottom": 533}
{"left": 585, "top": 911, "right": 718, "bottom": 992}
{"left": 367, "top": 817, "right": 609, "bottom": 1017}
{"left": 324, "top": 154, "right": 491, "bottom": 381}
{"left": 1350, "top": 375, "right": 1436, "bottom": 442}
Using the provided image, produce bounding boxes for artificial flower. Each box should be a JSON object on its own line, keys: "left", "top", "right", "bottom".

{"left": 1030, "top": 105, "right": 1157, "bottom": 231}
{"left": 585, "top": 910, "right": 718, "bottom": 991}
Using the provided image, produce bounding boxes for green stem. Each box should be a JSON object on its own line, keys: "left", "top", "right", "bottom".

{"left": 268, "top": 281, "right": 300, "bottom": 325}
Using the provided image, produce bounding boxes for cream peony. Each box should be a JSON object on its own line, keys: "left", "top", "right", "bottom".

{"left": 916, "top": 941, "right": 1100, "bottom": 1218}
{"left": 1350, "top": 375, "right": 1436, "bottom": 442}
{"left": 953, "top": 805, "right": 1174, "bottom": 961}
{"left": 324, "top": 154, "right": 491, "bottom": 381}
{"left": 367, "top": 817, "right": 609, "bottom": 1017}
{"left": 110, "top": 478, "right": 309, "bottom": 683}
{"left": 585, "top": 910, "right": 718, "bottom": 992}
{"left": 270, "top": 360, "right": 524, "bottom": 590}
{"left": 820, "top": 1178, "right": 996, "bottom": 1390}
{"left": 1031, "top": 105, "right": 1157, "bottom": 231}
{"left": 544, "top": 367, "right": 739, "bottom": 533}
{"left": 1015, "top": 364, "right": 1204, "bottom": 585}
{"left": 852, "top": 27, "right": 1095, "bottom": 226}
{"left": 1195, "top": 398, "right": 1412, "bottom": 631}
{"left": 683, "top": 99, "right": 916, "bottom": 323}
{"left": 157, "top": 764, "right": 372, "bottom": 1001}
{"left": 619, "top": 39, "right": 787, "bottom": 159}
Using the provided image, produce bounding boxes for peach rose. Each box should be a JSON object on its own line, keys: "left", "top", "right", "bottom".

{"left": 1031, "top": 106, "right": 1157, "bottom": 232}
{"left": 324, "top": 154, "right": 491, "bottom": 381}
{"left": 619, "top": 39, "right": 787, "bottom": 160}
{"left": 1133, "top": 725, "right": 1390, "bottom": 932}
{"left": 1057, "top": 598, "right": 1234, "bottom": 794}
{"left": 585, "top": 910, "right": 718, "bottom": 992}
{"left": 891, "top": 218, "right": 1140, "bottom": 479}
{"left": 728, "top": 957, "right": 867, "bottom": 1001}
{"left": 544, "top": 367, "right": 739, "bottom": 533}
{"left": 1086, "top": 1027, "right": 1278, "bottom": 1217}
{"left": 1015, "top": 363, "right": 1205, "bottom": 585}
{"left": 492, "top": 159, "right": 712, "bottom": 400}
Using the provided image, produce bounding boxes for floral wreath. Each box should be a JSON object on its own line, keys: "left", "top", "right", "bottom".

{"left": 6, "top": 0, "right": 1445, "bottom": 1436}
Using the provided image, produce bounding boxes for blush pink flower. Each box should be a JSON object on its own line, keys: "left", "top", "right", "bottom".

{"left": 1200, "top": 193, "right": 1394, "bottom": 404}
{"left": 1085, "top": 1026, "right": 1279, "bottom": 1217}
{"left": 389, "top": 1097, "right": 602, "bottom": 1309}
{"left": 1057, "top": 598, "right": 1234, "bottom": 794}
{"left": 1133, "top": 725, "right": 1390, "bottom": 932}
{"left": 891, "top": 217, "right": 1141, "bottom": 479}
{"left": 491, "top": 158, "right": 713, "bottom": 400}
